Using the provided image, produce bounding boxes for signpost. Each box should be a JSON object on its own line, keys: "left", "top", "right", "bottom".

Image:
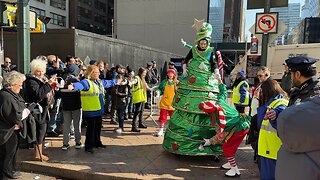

{"left": 255, "top": 13, "right": 279, "bottom": 34}
{"left": 248, "top": 0, "right": 288, "bottom": 66}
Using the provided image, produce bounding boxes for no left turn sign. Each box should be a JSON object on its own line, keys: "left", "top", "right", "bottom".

{"left": 255, "top": 12, "right": 279, "bottom": 34}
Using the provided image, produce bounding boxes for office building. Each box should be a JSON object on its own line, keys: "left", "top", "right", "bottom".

{"left": 115, "top": 0, "right": 209, "bottom": 55}
{"left": 302, "top": 0, "right": 320, "bottom": 18}
{"left": 223, "top": 0, "right": 245, "bottom": 42}
{"left": 272, "top": 3, "right": 301, "bottom": 44}
{"left": 208, "top": 0, "right": 225, "bottom": 43}
{"left": 69, "top": 0, "right": 114, "bottom": 35}
{"left": 30, "top": 0, "right": 69, "bottom": 29}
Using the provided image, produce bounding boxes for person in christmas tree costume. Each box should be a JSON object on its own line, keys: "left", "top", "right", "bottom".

{"left": 162, "top": 19, "right": 223, "bottom": 155}
{"left": 154, "top": 69, "right": 179, "bottom": 137}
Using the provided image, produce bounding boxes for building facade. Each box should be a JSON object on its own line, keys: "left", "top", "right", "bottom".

{"left": 208, "top": 0, "right": 225, "bottom": 43}
{"left": 272, "top": 3, "right": 301, "bottom": 45}
{"left": 289, "top": 17, "right": 320, "bottom": 44}
{"left": 115, "top": 0, "right": 209, "bottom": 55}
{"left": 30, "top": 0, "right": 69, "bottom": 29}
{"left": 69, "top": 0, "right": 114, "bottom": 36}
{"left": 223, "top": 0, "right": 245, "bottom": 42}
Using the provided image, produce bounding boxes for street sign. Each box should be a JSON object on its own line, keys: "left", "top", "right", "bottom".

{"left": 249, "top": 21, "right": 287, "bottom": 43}
{"left": 251, "top": 37, "right": 258, "bottom": 54}
{"left": 255, "top": 13, "right": 279, "bottom": 34}
{"left": 247, "top": 0, "right": 288, "bottom": 9}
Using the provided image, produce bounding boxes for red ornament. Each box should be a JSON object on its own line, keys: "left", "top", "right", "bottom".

{"left": 198, "top": 102, "right": 204, "bottom": 110}
{"left": 175, "top": 96, "right": 180, "bottom": 103}
{"left": 172, "top": 142, "right": 179, "bottom": 150}
{"left": 189, "top": 76, "right": 196, "bottom": 83}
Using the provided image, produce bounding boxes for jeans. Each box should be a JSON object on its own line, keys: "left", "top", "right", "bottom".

{"left": 48, "top": 98, "right": 64, "bottom": 133}
{"left": 117, "top": 109, "right": 125, "bottom": 128}
{"left": 125, "top": 96, "right": 133, "bottom": 116}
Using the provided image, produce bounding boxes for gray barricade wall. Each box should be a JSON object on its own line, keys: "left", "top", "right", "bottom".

{"left": 3, "top": 28, "right": 182, "bottom": 71}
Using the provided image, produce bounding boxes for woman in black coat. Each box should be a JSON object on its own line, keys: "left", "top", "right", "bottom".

{"left": 23, "top": 59, "right": 55, "bottom": 161}
{"left": 0, "top": 71, "right": 28, "bottom": 179}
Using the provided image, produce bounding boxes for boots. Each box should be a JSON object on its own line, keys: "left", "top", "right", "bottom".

{"left": 34, "top": 144, "right": 49, "bottom": 161}
{"left": 131, "top": 114, "right": 140, "bottom": 132}
{"left": 221, "top": 162, "right": 232, "bottom": 170}
{"left": 225, "top": 166, "right": 240, "bottom": 177}
{"left": 154, "top": 128, "right": 164, "bottom": 137}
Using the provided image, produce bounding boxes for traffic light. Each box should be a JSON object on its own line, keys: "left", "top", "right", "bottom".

{"left": 0, "top": 2, "right": 45, "bottom": 33}
{"left": 2, "top": 3, "right": 17, "bottom": 27}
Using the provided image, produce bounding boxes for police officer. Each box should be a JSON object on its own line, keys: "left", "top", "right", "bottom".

{"left": 285, "top": 56, "right": 320, "bottom": 106}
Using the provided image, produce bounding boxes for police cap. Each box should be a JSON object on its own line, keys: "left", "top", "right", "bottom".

{"left": 285, "top": 56, "right": 319, "bottom": 71}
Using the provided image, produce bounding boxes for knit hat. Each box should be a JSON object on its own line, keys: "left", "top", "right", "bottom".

{"left": 237, "top": 70, "right": 245, "bottom": 77}
{"left": 167, "top": 69, "right": 176, "bottom": 75}
{"left": 198, "top": 101, "right": 226, "bottom": 134}
{"left": 192, "top": 19, "right": 212, "bottom": 43}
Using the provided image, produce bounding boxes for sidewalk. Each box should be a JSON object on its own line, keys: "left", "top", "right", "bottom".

{"left": 17, "top": 111, "right": 259, "bottom": 180}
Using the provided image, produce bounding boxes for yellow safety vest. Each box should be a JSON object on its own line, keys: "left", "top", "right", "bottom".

{"left": 258, "top": 98, "right": 289, "bottom": 160}
{"left": 132, "top": 76, "right": 147, "bottom": 104}
{"left": 232, "top": 81, "right": 250, "bottom": 105}
{"left": 80, "top": 80, "right": 102, "bottom": 111}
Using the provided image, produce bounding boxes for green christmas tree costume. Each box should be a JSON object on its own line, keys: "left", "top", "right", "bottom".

{"left": 162, "top": 19, "right": 250, "bottom": 156}
{"left": 162, "top": 20, "right": 222, "bottom": 155}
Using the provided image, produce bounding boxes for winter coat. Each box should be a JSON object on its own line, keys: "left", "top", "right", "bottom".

{"left": 114, "top": 84, "right": 128, "bottom": 110}
{"left": 22, "top": 74, "right": 53, "bottom": 124}
{"left": 60, "top": 73, "right": 81, "bottom": 111}
{"left": 0, "top": 88, "right": 26, "bottom": 145}
{"left": 276, "top": 96, "right": 320, "bottom": 180}
{"left": 73, "top": 78, "right": 118, "bottom": 117}
{"left": 289, "top": 77, "right": 320, "bottom": 106}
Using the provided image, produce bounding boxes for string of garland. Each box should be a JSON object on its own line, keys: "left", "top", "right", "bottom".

{"left": 187, "top": 66, "right": 211, "bottom": 75}
{"left": 172, "top": 105, "right": 207, "bottom": 114}
{"left": 175, "top": 91, "right": 218, "bottom": 100}
{"left": 178, "top": 81, "right": 219, "bottom": 92}
{"left": 166, "top": 127, "right": 204, "bottom": 142}
{"left": 176, "top": 111, "right": 214, "bottom": 128}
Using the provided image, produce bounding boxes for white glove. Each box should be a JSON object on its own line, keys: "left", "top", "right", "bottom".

{"left": 181, "top": 38, "right": 186, "bottom": 46}
{"left": 203, "top": 138, "right": 211, "bottom": 146}
{"left": 213, "top": 69, "right": 221, "bottom": 81}
{"left": 22, "top": 108, "right": 31, "bottom": 120}
{"left": 182, "top": 64, "right": 188, "bottom": 77}
{"left": 155, "top": 90, "right": 160, "bottom": 97}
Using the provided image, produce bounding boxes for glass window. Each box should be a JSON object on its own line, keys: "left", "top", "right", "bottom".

{"left": 50, "top": 12, "right": 66, "bottom": 27}
{"left": 30, "top": 6, "right": 46, "bottom": 18}
{"left": 35, "top": 0, "right": 45, "bottom": 3}
{"left": 50, "top": 0, "right": 66, "bottom": 10}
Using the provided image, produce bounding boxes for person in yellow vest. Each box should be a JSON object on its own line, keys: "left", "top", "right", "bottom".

{"left": 154, "top": 69, "right": 179, "bottom": 136}
{"left": 68, "top": 65, "right": 122, "bottom": 153}
{"left": 131, "top": 67, "right": 154, "bottom": 132}
{"left": 256, "top": 78, "right": 288, "bottom": 180}
{"left": 231, "top": 70, "right": 250, "bottom": 113}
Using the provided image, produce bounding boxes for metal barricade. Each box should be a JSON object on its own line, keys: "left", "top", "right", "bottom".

{"left": 144, "top": 90, "right": 161, "bottom": 126}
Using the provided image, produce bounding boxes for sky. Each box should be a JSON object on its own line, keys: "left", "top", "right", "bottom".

{"left": 244, "top": 0, "right": 305, "bottom": 38}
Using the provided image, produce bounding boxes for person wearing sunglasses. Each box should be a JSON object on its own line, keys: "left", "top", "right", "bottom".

{"left": 1, "top": 57, "right": 17, "bottom": 77}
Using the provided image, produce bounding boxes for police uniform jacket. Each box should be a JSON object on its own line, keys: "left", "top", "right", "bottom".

{"left": 289, "top": 77, "right": 320, "bottom": 106}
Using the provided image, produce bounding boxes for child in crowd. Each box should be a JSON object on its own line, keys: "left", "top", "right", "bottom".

{"left": 114, "top": 74, "right": 128, "bottom": 134}
{"left": 154, "top": 69, "right": 178, "bottom": 136}
{"left": 60, "top": 64, "right": 83, "bottom": 150}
